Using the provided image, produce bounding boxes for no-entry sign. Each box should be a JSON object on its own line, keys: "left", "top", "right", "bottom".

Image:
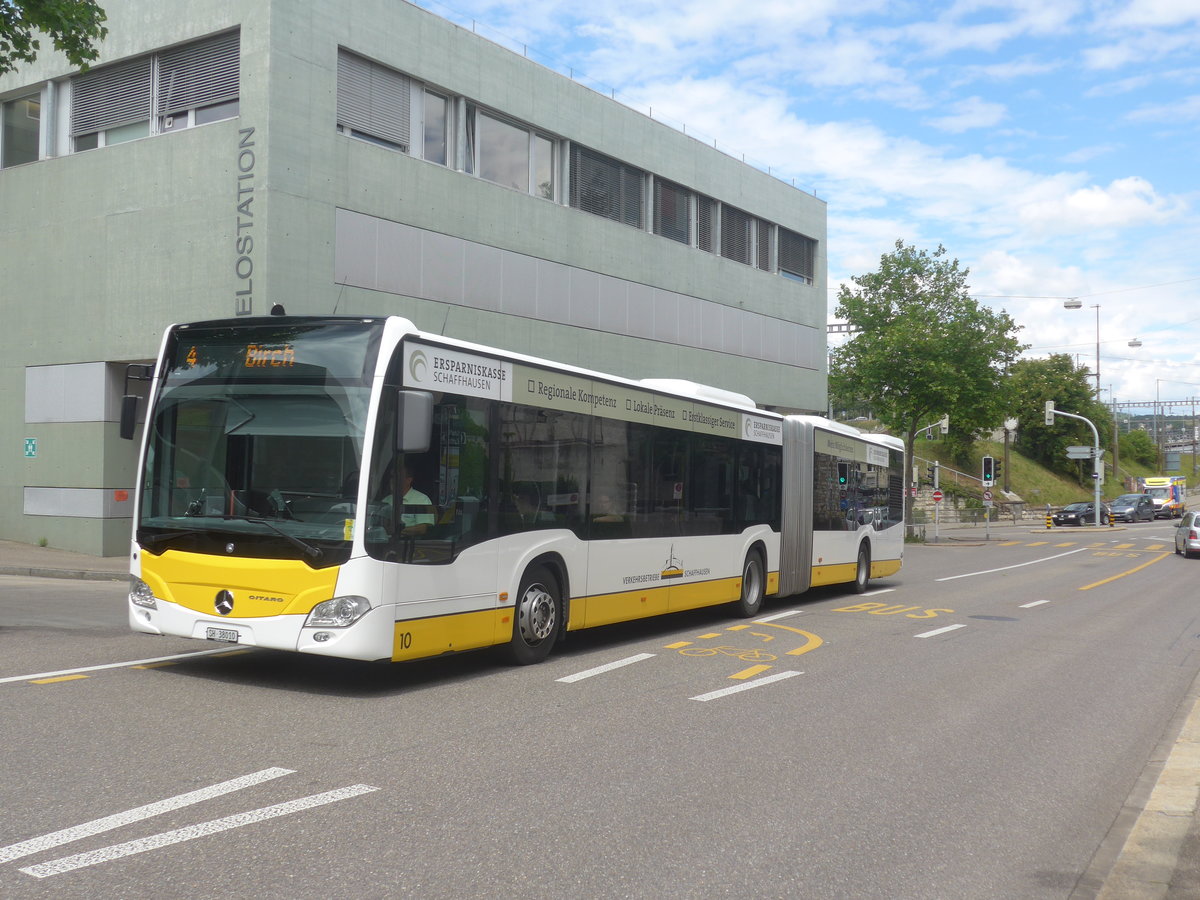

{"left": 932, "top": 490, "right": 944, "bottom": 503}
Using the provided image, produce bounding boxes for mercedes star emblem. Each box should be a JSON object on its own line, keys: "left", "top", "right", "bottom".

{"left": 215, "top": 590, "right": 235, "bottom": 616}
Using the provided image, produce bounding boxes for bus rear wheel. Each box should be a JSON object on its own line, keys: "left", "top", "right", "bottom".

{"left": 853, "top": 543, "right": 871, "bottom": 594}
{"left": 734, "top": 550, "right": 765, "bottom": 617}
{"left": 506, "top": 565, "right": 559, "bottom": 665}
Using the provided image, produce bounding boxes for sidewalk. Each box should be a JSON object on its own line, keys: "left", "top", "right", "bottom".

{"left": 0, "top": 539, "right": 127, "bottom": 581}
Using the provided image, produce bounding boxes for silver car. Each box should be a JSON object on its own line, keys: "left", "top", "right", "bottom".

{"left": 1175, "top": 511, "right": 1200, "bottom": 559}
{"left": 1110, "top": 493, "right": 1155, "bottom": 523}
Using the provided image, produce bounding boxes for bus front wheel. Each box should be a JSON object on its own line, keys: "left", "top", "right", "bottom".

{"left": 734, "top": 550, "right": 765, "bottom": 617}
{"left": 506, "top": 565, "right": 560, "bottom": 665}
{"left": 854, "top": 543, "right": 871, "bottom": 594}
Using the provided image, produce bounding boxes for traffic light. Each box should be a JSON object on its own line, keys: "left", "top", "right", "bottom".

{"left": 837, "top": 462, "right": 849, "bottom": 485}
{"left": 926, "top": 461, "right": 940, "bottom": 488}
{"left": 1044, "top": 400, "right": 1055, "bottom": 425}
{"left": 939, "top": 414, "right": 950, "bottom": 434}
{"left": 993, "top": 459, "right": 1002, "bottom": 483}
{"left": 982, "top": 456, "right": 995, "bottom": 485}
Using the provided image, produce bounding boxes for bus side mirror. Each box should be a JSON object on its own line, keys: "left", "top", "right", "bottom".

{"left": 397, "top": 390, "right": 433, "bottom": 453}
{"left": 119, "top": 363, "right": 154, "bottom": 441}
{"left": 119, "top": 395, "right": 139, "bottom": 440}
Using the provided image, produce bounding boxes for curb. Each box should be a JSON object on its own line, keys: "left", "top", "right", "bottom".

{"left": 0, "top": 565, "right": 126, "bottom": 582}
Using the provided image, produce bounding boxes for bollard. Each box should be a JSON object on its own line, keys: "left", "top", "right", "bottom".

{"left": 1045, "top": 515, "right": 1052, "bottom": 530}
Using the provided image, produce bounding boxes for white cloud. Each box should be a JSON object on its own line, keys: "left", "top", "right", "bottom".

{"left": 1128, "top": 94, "right": 1200, "bottom": 122}
{"left": 925, "top": 96, "right": 1009, "bottom": 132}
{"left": 1107, "top": 0, "right": 1200, "bottom": 29}
{"left": 1017, "top": 176, "right": 1185, "bottom": 232}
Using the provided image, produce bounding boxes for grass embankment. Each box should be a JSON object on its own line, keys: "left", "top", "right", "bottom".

{"left": 910, "top": 438, "right": 1195, "bottom": 508}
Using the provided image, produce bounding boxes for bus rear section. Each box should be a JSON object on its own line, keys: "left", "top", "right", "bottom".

{"left": 777, "top": 417, "right": 905, "bottom": 598}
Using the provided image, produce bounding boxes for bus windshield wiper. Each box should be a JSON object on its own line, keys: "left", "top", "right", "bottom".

{"left": 221, "top": 515, "right": 324, "bottom": 561}
{"left": 140, "top": 530, "right": 205, "bottom": 552}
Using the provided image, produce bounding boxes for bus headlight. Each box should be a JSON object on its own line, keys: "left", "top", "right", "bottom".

{"left": 305, "top": 596, "right": 372, "bottom": 628}
{"left": 130, "top": 576, "right": 158, "bottom": 609}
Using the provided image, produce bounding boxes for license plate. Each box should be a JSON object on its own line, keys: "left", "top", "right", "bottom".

{"left": 205, "top": 627, "right": 239, "bottom": 643}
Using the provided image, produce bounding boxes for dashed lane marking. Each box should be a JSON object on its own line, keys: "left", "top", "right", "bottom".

{"left": 555, "top": 653, "right": 656, "bottom": 684}
{"left": 691, "top": 670, "right": 802, "bottom": 701}
{"left": 29, "top": 675, "right": 89, "bottom": 685}
{"left": 915, "top": 624, "right": 968, "bottom": 638}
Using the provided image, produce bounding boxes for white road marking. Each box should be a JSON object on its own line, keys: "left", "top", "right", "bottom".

{"left": 935, "top": 548, "right": 1088, "bottom": 582}
{"left": 915, "top": 624, "right": 967, "bottom": 638}
{"left": 0, "top": 648, "right": 239, "bottom": 685}
{"left": 754, "top": 610, "right": 803, "bottom": 623}
{"left": 690, "top": 670, "right": 802, "bottom": 701}
{"left": 19, "top": 784, "right": 378, "bottom": 878}
{"left": 556, "top": 653, "right": 656, "bottom": 683}
{"left": 1020, "top": 600, "right": 1051, "bottom": 608}
{"left": 0, "top": 768, "right": 294, "bottom": 865}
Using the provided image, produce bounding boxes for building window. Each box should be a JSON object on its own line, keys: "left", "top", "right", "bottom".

{"left": 156, "top": 31, "right": 240, "bottom": 132}
{"left": 423, "top": 90, "right": 448, "bottom": 165}
{"left": 336, "top": 49, "right": 411, "bottom": 151}
{"left": 71, "top": 56, "right": 152, "bottom": 150}
{"left": 70, "top": 31, "right": 239, "bottom": 152}
{"left": 1, "top": 92, "right": 40, "bottom": 167}
{"left": 720, "top": 205, "right": 753, "bottom": 266}
{"left": 779, "top": 227, "right": 816, "bottom": 284}
{"left": 476, "top": 110, "right": 529, "bottom": 191}
{"left": 756, "top": 219, "right": 772, "bottom": 271}
{"left": 569, "top": 144, "right": 644, "bottom": 228}
{"left": 533, "top": 134, "right": 554, "bottom": 200}
{"left": 653, "top": 178, "right": 691, "bottom": 244}
{"left": 466, "top": 105, "right": 555, "bottom": 199}
{"left": 697, "top": 195, "right": 717, "bottom": 253}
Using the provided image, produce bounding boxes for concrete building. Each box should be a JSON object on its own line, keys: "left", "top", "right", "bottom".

{"left": 0, "top": 0, "right": 827, "bottom": 555}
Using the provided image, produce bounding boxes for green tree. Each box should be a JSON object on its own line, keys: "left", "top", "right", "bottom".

{"left": 1119, "top": 428, "right": 1157, "bottom": 468}
{"left": 829, "top": 240, "right": 1026, "bottom": 476}
{"left": 1, "top": 0, "right": 108, "bottom": 76}
{"left": 1007, "top": 354, "right": 1114, "bottom": 483}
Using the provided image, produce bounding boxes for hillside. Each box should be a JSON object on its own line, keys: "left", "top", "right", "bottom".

{"left": 908, "top": 436, "right": 1194, "bottom": 508}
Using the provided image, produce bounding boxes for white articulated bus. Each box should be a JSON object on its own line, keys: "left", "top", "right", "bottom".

{"left": 123, "top": 315, "right": 903, "bottom": 665}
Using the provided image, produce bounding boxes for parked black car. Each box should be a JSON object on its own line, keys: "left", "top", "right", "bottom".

{"left": 1052, "top": 501, "right": 1111, "bottom": 526}
{"left": 1109, "top": 493, "right": 1155, "bottom": 523}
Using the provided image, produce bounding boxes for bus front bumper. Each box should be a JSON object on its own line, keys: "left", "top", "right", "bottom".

{"left": 128, "top": 595, "right": 397, "bottom": 662}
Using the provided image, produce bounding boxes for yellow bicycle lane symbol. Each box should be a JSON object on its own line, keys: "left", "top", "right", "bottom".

{"left": 667, "top": 621, "right": 823, "bottom": 680}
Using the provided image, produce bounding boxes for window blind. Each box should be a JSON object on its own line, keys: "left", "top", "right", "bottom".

{"left": 337, "top": 50, "right": 411, "bottom": 149}
{"left": 71, "top": 57, "right": 153, "bottom": 135}
{"left": 569, "top": 144, "right": 643, "bottom": 228}
{"left": 157, "top": 30, "right": 240, "bottom": 116}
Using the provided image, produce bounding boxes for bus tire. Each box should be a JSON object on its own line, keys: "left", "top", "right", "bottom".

{"left": 853, "top": 542, "right": 871, "bottom": 594}
{"left": 734, "top": 550, "right": 765, "bottom": 617}
{"left": 506, "top": 565, "right": 560, "bottom": 665}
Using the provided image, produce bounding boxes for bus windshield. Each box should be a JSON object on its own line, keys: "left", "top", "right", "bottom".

{"left": 136, "top": 319, "right": 383, "bottom": 565}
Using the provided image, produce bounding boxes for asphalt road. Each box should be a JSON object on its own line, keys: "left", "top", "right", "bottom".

{"left": 1, "top": 521, "right": 1197, "bottom": 899}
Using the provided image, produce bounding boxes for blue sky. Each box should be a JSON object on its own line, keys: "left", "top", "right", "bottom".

{"left": 417, "top": 0, "right": 1200, "bottom": 408}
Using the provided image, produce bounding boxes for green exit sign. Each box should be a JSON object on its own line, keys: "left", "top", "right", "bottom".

{"left": 24, "top": 438, "right": 37, "bottom": 458}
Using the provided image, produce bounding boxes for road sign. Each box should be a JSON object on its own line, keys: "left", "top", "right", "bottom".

{"left": 1065, "top": 446, "right": 1096, "bottom": 459}
{"left": 932, "top": 490, "right": 943, "bottom": 503}
{"left": 983, "top": 490, "right": 993, "bottom": 501}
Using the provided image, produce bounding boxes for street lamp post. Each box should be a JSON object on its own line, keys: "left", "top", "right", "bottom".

{"left": 1063, "top": 299, "right": 1101, "bottom": 399}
